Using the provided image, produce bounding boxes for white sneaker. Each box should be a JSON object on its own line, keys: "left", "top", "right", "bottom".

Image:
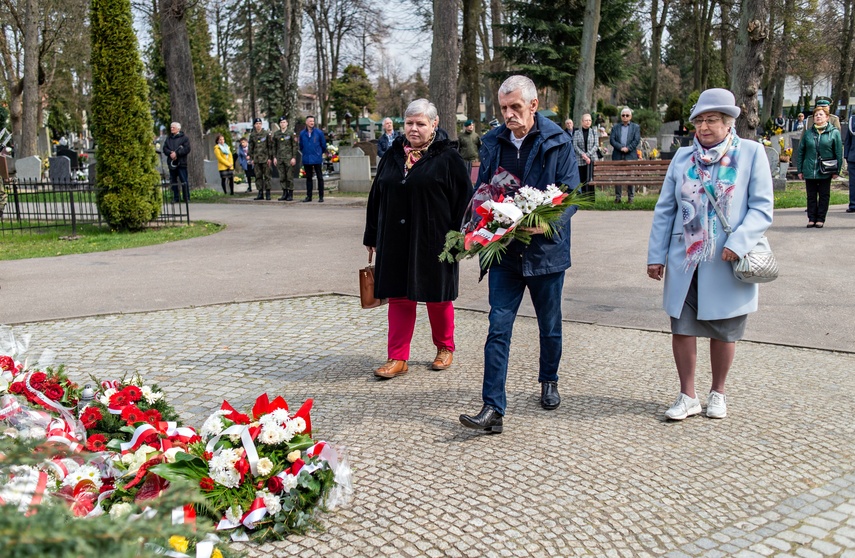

{"left": 706, "top": 391, "right": 727, "bottom": 418}
{"left": 665, "top": 393, "right": 702, "bottom": 420}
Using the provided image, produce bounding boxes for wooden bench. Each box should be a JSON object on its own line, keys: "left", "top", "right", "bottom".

{"left": 588, "top": 159, "right": 671, "bottom": 193}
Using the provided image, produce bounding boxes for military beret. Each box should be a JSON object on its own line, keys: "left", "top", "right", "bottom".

{"left": 253, "top": 118, "right": 262, "bottom": 124}
{"left": 464, "top": 119, "right": 473, "bottom": 126}
{"left": 279, "top": 116, "right": 288, "bottom": 122}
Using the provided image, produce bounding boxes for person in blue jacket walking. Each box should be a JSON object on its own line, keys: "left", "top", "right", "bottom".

{"left": 298, "top": 115, "right": 327, "bottom": 202}
{"left": 459, "top": 75, "right": 580, "bottom": 434}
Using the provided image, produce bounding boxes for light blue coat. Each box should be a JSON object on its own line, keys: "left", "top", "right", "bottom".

{"left": 647, "top": 140, "right": 774, "bottom": 320}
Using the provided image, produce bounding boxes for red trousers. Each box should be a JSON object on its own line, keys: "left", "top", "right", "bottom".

{"left": 387, "top": 298, "right": 455, "bottom": 360}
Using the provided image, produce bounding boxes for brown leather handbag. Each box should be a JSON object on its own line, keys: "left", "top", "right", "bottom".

{"left": 359, "top": 252, "right": 387, "bottom": 309}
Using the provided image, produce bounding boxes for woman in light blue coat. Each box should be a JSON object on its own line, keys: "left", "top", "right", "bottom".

{"left": 647, "top": 88, "right": 774, "bottom": 421}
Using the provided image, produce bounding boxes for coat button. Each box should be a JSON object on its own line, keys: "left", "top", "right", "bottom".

{"left": 400, "top": 219, "right": 406, "bottom": 224}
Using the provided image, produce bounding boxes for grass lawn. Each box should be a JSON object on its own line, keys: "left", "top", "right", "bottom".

{"left": 0, "top": 221, "right": 224, "bottom": 260}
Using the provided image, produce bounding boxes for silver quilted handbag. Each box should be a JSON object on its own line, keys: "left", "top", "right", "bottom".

{"left": 731, "top": 235, "right": 778, "bottom": 283}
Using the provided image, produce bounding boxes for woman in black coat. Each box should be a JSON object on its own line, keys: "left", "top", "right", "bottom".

{"left": 363, "top": 99, "right": 473, "bottom": 379}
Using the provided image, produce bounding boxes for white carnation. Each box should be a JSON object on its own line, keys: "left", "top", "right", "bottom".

{"left": 257, "top": 457, "right": 274, "bottom": 476}
{"left": 225, "top": 505, "right": 243, "bottom": 524}
{"left": 212, "top": 468, "right": 241, "bottom": 489}
{"left": 270, "top": 408, "right": 290, "bottom": 422}
{"left": 281, "top": 474, "right": 299, "bottom": 492}
{"left": 228, "top": 433, "right": 242, "bottom": 444}
{"left": 109, "top": 502, "right": 133, "bottom": 519}
{"left": 140, "top": 386, "right": 163, "bottom": 405}
{"left": 260, "top": 491, "right": 281, "bottom": 515}
{"left": 201, "top": 414, "right": 226, "bottom": 438}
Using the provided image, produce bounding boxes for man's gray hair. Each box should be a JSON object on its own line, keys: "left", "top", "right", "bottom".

{"left": 499, "top": 75, "right": 538, "bottom": 103}
{"left": 171, "top": 122, "right": 182, "bottom": 130}
{"left": 620, "top": 107, "right": 633, "bottom": 116}
{"left": 383, "top": 117, "right": 393, "bottom": 124}
{"left": 405, "top": 99, "right": 438, "bottom": 121}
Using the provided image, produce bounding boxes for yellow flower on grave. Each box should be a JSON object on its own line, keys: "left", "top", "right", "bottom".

{"left": 212, "top": 549, "right": 224, "bottom": 558}
{"left": 169, "top": 535, "right": 189, "bottom": 553}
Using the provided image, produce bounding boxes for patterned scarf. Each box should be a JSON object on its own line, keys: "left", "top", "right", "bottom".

{"left": 680, "top": 130, "right": 740, "bottom": 269}
{"left": 217, "top": 143, "right": 231, "bottom": 156}
{"left": 402, "top": 131, "right": 436, "bottom": 176}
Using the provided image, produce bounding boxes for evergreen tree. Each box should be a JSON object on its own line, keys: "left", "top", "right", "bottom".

{"left": 91, "top": 0, "right": 161, "bottom": 230}
{"left": 498, "top": 0, "right": 637, "bottom": 116}
{"left": 330, "top": 65, "right": 376, "bottom": 123}
{"left": 255, "top": 0, "right": 287, "bottom": 118}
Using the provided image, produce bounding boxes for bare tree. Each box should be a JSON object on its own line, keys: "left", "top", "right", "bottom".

{"left": 731, "top": 0, "right": 768, "bottom": 138}
{"left": 159, "top": 0, "right": 205, "bottom": 189}
{"left": 281, "top": 0, "right": 303, "bottom": 124}
{"left": 832, "top": 0, "right": 855, "bottom": 112}
{"left": 649, "top": 0, "right": 671, "bottom": 110}
{"left": 19, "top": 0, "right": 39, "bottom": 156}
{"left": 461, "top": 0, "right": 480, "bottom": 130}
{"left": 430, "top": 0, "right": 459, "bottom": 138}
{"left": 573, "top": 0, "right": 601, "bottom": 122}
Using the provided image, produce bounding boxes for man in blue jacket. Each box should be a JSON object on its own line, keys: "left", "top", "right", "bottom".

{"left": 842, "top": 112, "right": 855, "bottom": 213}
{"left": 298, "top": 115, "right": 327, "bottom": 202}
{"left": 459, "top": 75, "right": 580, "bottom": 434}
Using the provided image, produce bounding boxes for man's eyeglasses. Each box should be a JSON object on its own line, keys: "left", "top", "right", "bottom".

{"left": 692, "top": 117, "right": 723, "bottom": 127}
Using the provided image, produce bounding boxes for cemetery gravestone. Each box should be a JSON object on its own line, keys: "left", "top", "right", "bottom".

{"left": 764, "top": 146, "right": 780, "bottom": 178}
{"left": 49, "top": 156, "right": 73, "bottom": 183}
{"left": 339, "top": 151, "right": 372, "bottom": 192}
{"left": 355, "top": 141, "right": 377, "bottom": 168}
{"left": 16, "top": 156, "right": 42, "bottom": 181}
{"left": 203, "top": 160, "right": 220, "bottom": 190}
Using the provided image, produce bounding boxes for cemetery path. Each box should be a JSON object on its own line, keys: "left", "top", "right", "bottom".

{"left": 1, "top": 199, "right": 853, "bottom": 353}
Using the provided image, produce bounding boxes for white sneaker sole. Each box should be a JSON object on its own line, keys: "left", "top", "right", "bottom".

{"left": 706, "top": 409, "right": 727, "bottom": 419}
{"left": 665, "top": 406, "right": 702, "bottom": 421}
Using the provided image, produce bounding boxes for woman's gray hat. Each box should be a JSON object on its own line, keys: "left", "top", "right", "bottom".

{"left": 690, "top": 88, "right": 741, "bottom": 121}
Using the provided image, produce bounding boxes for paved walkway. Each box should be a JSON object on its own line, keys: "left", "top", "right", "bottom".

{"left": 1, "top": 199, "right": 854, "bottom": 556}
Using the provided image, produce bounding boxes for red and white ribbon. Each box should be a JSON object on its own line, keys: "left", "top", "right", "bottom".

{"left": 205, "top": 424, "right": 260, "bottom": 476}
{"left": 120, "top": 424, "right": 157, "bottom": 454}
{"left": 171, "top": 504, "right": 196, "bottom": 525}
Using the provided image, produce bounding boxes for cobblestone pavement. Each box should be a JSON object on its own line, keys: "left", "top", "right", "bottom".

{"left": 12, "top": 295, "right": 854, "bottom": 557}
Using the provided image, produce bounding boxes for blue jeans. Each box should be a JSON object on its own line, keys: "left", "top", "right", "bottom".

{"left": 482, "top": 261, "right": 566, "bottom": 415}
{"left": 169, "top": 167, "right": 189, "bottom": 203}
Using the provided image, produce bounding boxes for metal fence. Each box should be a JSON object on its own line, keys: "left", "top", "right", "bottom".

{"left": 0, "top": 179, "right": 190, "bottom": 235}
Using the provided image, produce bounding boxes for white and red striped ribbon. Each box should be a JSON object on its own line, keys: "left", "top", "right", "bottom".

{"left": 120, "top": 424, "right": 157, "bottom": 454}
{"left": 205, "top": 424, "right": 260, "bottom": 476}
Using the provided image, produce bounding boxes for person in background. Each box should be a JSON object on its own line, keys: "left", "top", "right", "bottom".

{"left": 647, "top": 88, "right": 774, "bottom": 421}
{"left": 236, "top": 137, "right": 254, "bottom": 193}
{"left": 299, "top": 115, "right": 327, "bottom": 202}
{"left": 793, "top": 113, "right": 805, "bottom": 132}
{"left": 573, "top": 113, "right": 599, "bottom": 200}
{"left": 162, "top": 121, "right": 191, "bottom": 204}
{"left": 797, "top": 104, "right": 843, "bottom": 228}
{"left": 609, "top": 107, "right": 641, "bottom": 203}
{"left": 376, "top": 117, "right": 400, "bottom": 160}
{"left": 272, "top": 116, "right": 297, "bottom": 201}
{"left": 457, "top": 119, "right": 481, "bottom": 184}
{"left": 564, "top": 118, "right": 575, "bottom": 137}
{"left": 458, "top": 75, "right": 579, "bottom": 434}
{"left": 363, "top": 99, "right": 472, "bottom": 380}
{"left": 842, "top": 111, "right": 855, "bottom": 214}
{"left": 214, "top": 134, "right": 234, "bottom": 195}
{"left": 774, "top": 113, "right": 786, "bottom": 130}
{"left": 248, "top": 118, "right": 273, "bottom": 200}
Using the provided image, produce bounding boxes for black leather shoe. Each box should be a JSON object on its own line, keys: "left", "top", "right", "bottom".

{"left": 540, "top": 381, "right": 560, "bottom": 410}
{"left": 847, "top": 208, "right": 855, "bottom": 213}
{"left": 459, "top": 406, "right": 503, "bottom": 433}
{"left": 302, "top": 196, "right": 312, "bottom": 203}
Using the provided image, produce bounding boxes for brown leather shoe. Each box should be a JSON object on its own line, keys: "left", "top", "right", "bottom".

{"left": 431, "top": 349, "right": 453, "bottom": 370}
{"left": 374, "top": 359, "right": 408, "bottom": 379}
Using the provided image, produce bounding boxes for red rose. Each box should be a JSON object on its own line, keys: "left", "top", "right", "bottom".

{"left": 86, "top": 434, "right": 107, "bottom": 452}
{"left": 121, "top": 385, "right": 142, "bottom": 403}
{"left": 267, "top": 476, "right": 284, "bottom": 494}
{"left": 43, "top": 384, "right": 65, "bottom": 401}
{"left": 143, "top": 409, "right": 162, "bottom": 426}
{"left": 121, "top": 405, "right": 144, "bottom": 425}
{"left": 0, "top": 356, "right": 15, "bottom": 371}
{"left": 187, "top": 435, "right": 202, "bottom": 444}
{"left": 109, "top": 391, "right": 129, "bottom": 408}
{"left": 203, "top": 451, "right": 213, "bottom": 461}
{"left": 8, "top": 381, "right": 24, "bottom": 394}
{"left": 80, "top": 407, "right": 103, "bottom": 429}
{"left": 199, "top": 477, "right": 215, "bottom": 491}
{"left": 29, "top": 371, "right": 47, "bottom": 389}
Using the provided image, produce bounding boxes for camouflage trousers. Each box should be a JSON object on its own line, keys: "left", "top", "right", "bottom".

{"left": 277, "top": 162, "right": 294, "bottom": 192}
{"left": 256, "top": 161, "right": 271, "bottom": 192}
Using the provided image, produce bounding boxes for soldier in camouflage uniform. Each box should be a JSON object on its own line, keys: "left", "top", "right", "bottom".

{"left": 272, "top": 116, "right": 297, "bottom": 201}
{"left": 247, "top": 118, "right": 273, "bottom": 200}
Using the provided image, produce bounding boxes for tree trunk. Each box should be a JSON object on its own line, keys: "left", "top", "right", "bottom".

{"left": 159, "top": 0, "right": 205, "bottom": 190}
{"left": 20, "top": 0, "right": 39, "bottom": 157}
{"left": 461, "top": 0, "right": 481, "bottom": 131}
{"left": 248, "top": 8, "right": 257, "bottom": 119}
{"left": 649, "top": 0, "right": 670, "bottom": 110}
{"left": 430, "top": 0, "right": 460, "bottom": 139}
{"left": 772, "top": 0, "right": 793, "bottom": 120}
{"left": 730, "top": 0, "right": 768, "bottom": 139}
{"left": 573, "top": 0, "right": 601, "bottom": 123}
{"left": 833, "top": 0, "right": 855, "bottom": 111}
{"left": 281, "top": 0, "right": 303, "bottom": 124}
{"left": 488, "top": 0, "right": 504, "bottom": 121}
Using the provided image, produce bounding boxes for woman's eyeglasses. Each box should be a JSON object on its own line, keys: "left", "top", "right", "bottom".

{"left": 693, "top": 117, "right": 722, "bottom": 127}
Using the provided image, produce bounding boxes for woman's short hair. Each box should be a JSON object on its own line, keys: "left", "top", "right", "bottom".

{"left": 405, "top": 99, "right": 438, "bottom": 122}
{"left": 813, "top": 105, "right": 830, "bottom": 116}
{"left": 722, "top": 114, "right": 736, "bottom": 127}
{"left": 498, "top": 75, "right": 538, "bottom": 103}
